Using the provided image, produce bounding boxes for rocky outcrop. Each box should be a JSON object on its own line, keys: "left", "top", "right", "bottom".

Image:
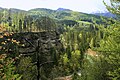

{"left": 11, "top": 31, "right": 62, "bottom": 55}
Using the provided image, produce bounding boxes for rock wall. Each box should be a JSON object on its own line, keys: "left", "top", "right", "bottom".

{"left": 12, "top": 31, "right": 62, "bottom": 55}
{"left": 0, "top": 31, "right": 63, "bottom": 64}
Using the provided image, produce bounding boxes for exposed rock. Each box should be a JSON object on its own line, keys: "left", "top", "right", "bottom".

{"left": 86, "top": 48, "right": 98, "bottom": 57}
{"left": 11, "top": 31, "right": 62, "bottom": 55}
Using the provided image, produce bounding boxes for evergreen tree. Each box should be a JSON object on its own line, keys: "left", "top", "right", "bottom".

{"left": 23, "top": 20, "right": 27, "bottom": 32}
{"left": 103, "top": 0, "right": 120, "bottom": 15}
{"left": 19, "top": 19, "right": 22, "bottom": 32}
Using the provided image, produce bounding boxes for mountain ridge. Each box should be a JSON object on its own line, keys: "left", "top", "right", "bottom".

{"left": 0, "top": 6, "right": 116, "bottom": 18}
{"left": 0, "top": 7, "right": 116, "bottom": 26}
{"left": 91, "top": 12, "right": 116, "bottom": 18}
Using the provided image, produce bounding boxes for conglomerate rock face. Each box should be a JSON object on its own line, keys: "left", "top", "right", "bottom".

{"left": 0, "top": 31, "right": 63, "bottom": 61}
{"left": 12, "top": 31, "right": 62, "bottom": 55}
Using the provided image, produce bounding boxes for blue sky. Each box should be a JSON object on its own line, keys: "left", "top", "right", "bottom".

{"left": 0, "top": 0, "right": 110, "bottom": 13}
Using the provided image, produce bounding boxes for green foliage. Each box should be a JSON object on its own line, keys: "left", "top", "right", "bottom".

{"left": 80, "top": 54, "right": 110, "bottom": 80}
{"left": 50, "top": 50, "right": 81, "bottom": 79}
{"left": 0, "top": 32, "right": 21, "bottom": 80}
{"left": 34, "top": 16, "right": 57, "bottom": 31}
{"left": 91, "top": 21, "right": 120, "bottom": 80}
{"left": 17, "top": 57, "right": 37, "bottom": 80}
{"left": 0, "top": 4, "right": 120, "bottom": 80}
{"left": 59, "top": 20, "right": 78, "bottom": 26}
{"left": 0, "top": 54, "right": 22, "bottom": 80}
{"left": 107, "top": 68, "right": 120, "bottom": 80}
{"left": 62, "top": 50, "right": 81, "bottom": 72}
{"left": 103, "top": 0, "right": 120, "bottom": 15}
{"left": 0, "top": 7, "right": 116, "bottom": 33}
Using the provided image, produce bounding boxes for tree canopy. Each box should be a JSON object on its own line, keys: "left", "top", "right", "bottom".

{"left": 103, "top": 0, "right": 120, "bottom": 14}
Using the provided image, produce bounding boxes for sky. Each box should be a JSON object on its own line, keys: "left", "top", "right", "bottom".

{"left": 0, "top": 0, "right": 110, "bottom": 13}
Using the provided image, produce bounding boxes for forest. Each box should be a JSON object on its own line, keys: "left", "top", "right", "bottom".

{"left": 0, "top": 0, "right": 120, "bottom": 80}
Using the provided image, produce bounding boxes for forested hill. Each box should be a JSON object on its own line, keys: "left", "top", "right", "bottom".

{"left": 0, "top": 1, "right": 120, "bottom": 79}
{"left": 0, "top": 7, "right": 116, "bottom": 26}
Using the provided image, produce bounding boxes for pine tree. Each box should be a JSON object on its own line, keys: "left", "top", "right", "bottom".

{"left": 19, "top": 19, "right": 22, "bottom": 32}
{"left": 103, "top": 0, "right": 120, "bottom": 15}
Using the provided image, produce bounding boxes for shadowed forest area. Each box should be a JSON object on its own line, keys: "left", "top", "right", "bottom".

{"left": 0, "top": 0, "right": 120, "bottom": 80}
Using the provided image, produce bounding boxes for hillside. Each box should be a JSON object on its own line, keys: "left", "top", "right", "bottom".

{"left": 0, "top": 7, "right": 116, "bottom": 27}
{"left": 0, "top": 2, "right": 120, "bottom": 79}
{"left": 28, "top": 8, "right": 114, "bottom": 24}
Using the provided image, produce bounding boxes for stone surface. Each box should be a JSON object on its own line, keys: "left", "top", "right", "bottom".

{"left": 11, "top": 31, "right": 62, "bottom": 55}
